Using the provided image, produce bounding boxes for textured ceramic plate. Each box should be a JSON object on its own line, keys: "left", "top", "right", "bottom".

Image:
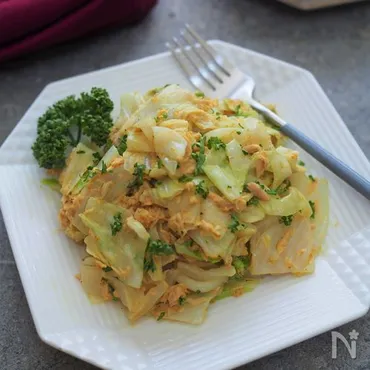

{"left": 0, "top": 41, "right": 369, "bottom": 370}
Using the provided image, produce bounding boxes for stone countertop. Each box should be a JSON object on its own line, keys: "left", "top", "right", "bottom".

{"left": 0, "top": 1, "right": 369, "bottom": 369}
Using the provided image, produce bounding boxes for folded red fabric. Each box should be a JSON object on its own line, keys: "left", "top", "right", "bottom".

{"left": 0, "top": 0, "right": 157, "bottom": 63}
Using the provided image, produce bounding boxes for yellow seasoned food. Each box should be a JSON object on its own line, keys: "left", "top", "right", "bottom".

{"left": 58, "top": 84, "right": 329, "bottom": 324}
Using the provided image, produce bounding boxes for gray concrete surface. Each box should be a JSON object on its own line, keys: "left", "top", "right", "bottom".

{"left": 1, "top": 0, "right": 370, "bottom": 369}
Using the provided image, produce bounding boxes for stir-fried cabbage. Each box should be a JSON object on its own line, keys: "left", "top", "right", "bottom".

{"left": 54, "top": 84, "right": 329, "bottom": 325}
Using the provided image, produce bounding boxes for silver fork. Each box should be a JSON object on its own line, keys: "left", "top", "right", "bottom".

{"left": 166, "top": 24, "right": 370, "bottom": 200}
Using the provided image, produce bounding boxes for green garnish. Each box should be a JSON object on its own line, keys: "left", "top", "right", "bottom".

{"left": 231, "top": 255, "right": 251, "bottom": 280}
{"left": 107, "top": 282, "right": 118, "bottom": 301}
{"left": 236, "top": 131, "right": 241, "bottom": 135}
{"left": 242, "top": 149, "right": 248, "bottom": 156}
{"left": 127, "top": 163, "right": 146, "bottom": 195}
{"left": 76, "top": 150, "right": 85, "bottom": 154}
{"left": 256, "top": 181, "right": 277, "bottom": 196}
{"left": 32, "top": 87, "right": 113, "bottom": 169}
{"left": 207, "top": 137, "right": 226, "bottom": 151}
{"left": 178, "top": 175, "right": 194, "bottom": 183}
{"left": 102, "top": 266, "right": 113, "bottom": 272}
{"left": 157, "top": 158, "right": 163, "bottom": 168}
{"left": 191, "top": 136, "right": 206, "bottom": 176}
{"left": 110, "top": 212, "right": 122, "bottom": 236}
{"left": 184, "top": 240, "right": 194, "bottom": 247}
{"left": 298, "top": 160, "right": 305, "bottom": 166}
{"left": 247, "top": 196, "right": 259, "bottom": 206}
{"left": 144, "top": 239, "right": 176, "bottom": 272}
{"left": 41, "top": 178, "right": 61, "bottom": 192}
{"left": 157, "top": 312, "right": 166, "bottom": 321}
{"left": 101, "top": 160, "right": 107, "bottom": 174}
{"left": 79, "top": 166, "right": 97, "bottom": 184}
{"left": 280, "top": 215, "right": 294, "bottom": 226}
{"left": 178, "top": 296, "right": 186, "bottom": 306}
{"left": 308, "top": 174, "right": 316, "bottom": 182}
{"left": 228, "top": 214, "right": 245, "bottom": 233}
{"left": 117, "top": 134, "right": 128, "bottom": 155}
{"left": 195, "top": 180, "right": 209, "bottom": 199}
{"left": 92, "top": 151, "right": 102, "bottom": 165}
{"left": 309, "top": 200, "right": 316, "bottom": 219}
{"left": 195, "top": 91, "right": 205, "bottom": 98}
{"left": 275, "top": 180, "right": 291, "bottom": 195}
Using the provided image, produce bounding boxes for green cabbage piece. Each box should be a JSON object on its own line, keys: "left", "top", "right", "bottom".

{"left": 213, "top": 279, "right": 258, "bottom": 302}
{"left": 156, "top": 178, "right": 185, "bottom": 199}
{"left": 189, "top": 229, "right": 235, "bottom": 259}
{"left": 80, "top": 198, "right": 147, "bottom": 288}
{"left": 72, "top": 145, "right": 120, "bottom": 194}
{"left": 60, "top": 143, "right": 95, "bottom": 194}
{"left": 226, "top": 139, "right": 251, "bottom": 186}
{"left": 165, "top": 290, "right": 219, "bottom": 325}
{"left": 259, "top": 187, "right": 312, "bottom": 217}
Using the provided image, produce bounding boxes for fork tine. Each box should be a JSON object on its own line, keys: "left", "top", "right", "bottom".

{"left": 171, "top": 37, "right": 216, "bottom": 90}
{"left": 166, "top": 42, "right": 213, "bottom": 94}
{"left": 180, "top": 31, "right": 223, "bottom": 84}
{"left": 185, "top": 24, "right": 232, "bottom": 77}
{"left": 166, "top": 42, "right": 195, "bottom": 83}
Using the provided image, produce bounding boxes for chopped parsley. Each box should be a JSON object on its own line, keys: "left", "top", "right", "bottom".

{"left": 298, "top": 160, "right": 305, "bottom": 166}
{"left": 195, "top": 91, "right": 205, "bottom": 98}
{"left": 157, "top": 312, "right": 166, "bottom": 321}
{"left": 110, "top": 212, "right": 122, "bottom": 236}
{"left": 280, "top": 215, "right": 294, "bottom": 226}
{"left": 207, "top": 137, "right": 226, "bottom": 151}
{"left": 101, "top": 160, "right": 107, "bottom": 174}
{"left": 231, "top": 255, "right": 251, "bottom": 280}
{"left": 157, "top": 158, "right": 163, "bottom": 169}
{"left": 117, "top": 134, "right": 128, "bottom": 155}
{"left": 309, "top": 200, "right": 316, "bottom": 219}
{"left": 76, "top": 150, "right": 85, "bottom": 154}
{"left": 308, "top": 174, "right": 316, "bottom": 182}
{"left": 195, "top": 180, "right": 209, "bottom": 199}
{"left": 236, "top": 131, "right": 241, "bottom": 135}
{"left": 144, "top": 238, "right": 176, "bottom": 272}
{"left": 242, "top": 149, "right": 248, "bottom": 156}
{"left": 102, "top": 266, "right": 113, "bottom": 272}
{"left": 184, "top": 239, "right": 194, "bottom": 247}
{"left": 178, "top": 175, "right": 194, "bottom": 183}
{"left": 92, "top": 151, "right": 102, "bottom": 165}
{"left": 127, "top": 163, "right": 146, "bottom": 195}
{"left": 107, "top": 282, "right": 118, "bottom": 301}
{"left": 256, "top": 181, "right": 277, "bottom": 195}
{"left": 247, "top": 196, "right": 259, "bottom": 206}
{"left": 191, "top": 135, "right": 206, "bottom": 176}
{"left": 228, "top": 214, "right": 245, "bottom": 233}
{"left": 275, "top": 180, "right": 291, "bottom": 195}
{"left": 79, "top": 166, "right": 96, "bottom": 183}
{"left": 155, "top": 111, "right": 168, "bottom": 122}
{"left": 178, "top": 296, "right": 186, "bottom": 306}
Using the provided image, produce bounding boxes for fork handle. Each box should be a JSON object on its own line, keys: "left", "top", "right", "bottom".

{"left": 247, "top": 98, "right": 370, "bottom": 199}
{"left": 280, "top": 123, "right": 370, "bottom": 200}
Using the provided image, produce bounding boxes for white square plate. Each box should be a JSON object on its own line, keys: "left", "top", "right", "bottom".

{"left": 0, "top": 41, "right": 369, "bottom": 370}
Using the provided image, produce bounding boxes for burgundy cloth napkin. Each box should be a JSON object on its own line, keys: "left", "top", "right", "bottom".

{"left": 0, "top": 0, "right": 157, "bottom": 63}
